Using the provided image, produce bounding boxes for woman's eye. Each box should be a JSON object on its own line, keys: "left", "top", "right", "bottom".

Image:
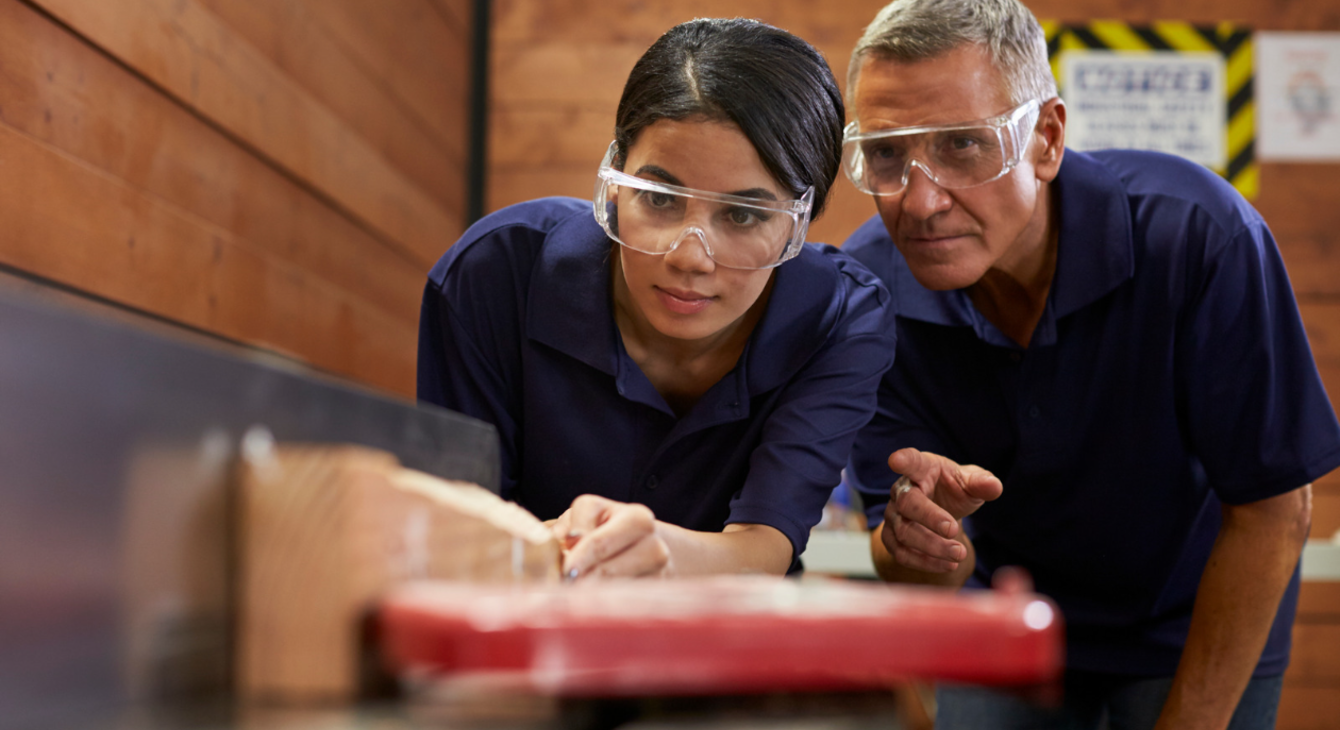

{"left": 724, "top": 207, "right": 772, "bottom": 228}
{"left": 644, "top": 191, "right": 675, "bottom": 208}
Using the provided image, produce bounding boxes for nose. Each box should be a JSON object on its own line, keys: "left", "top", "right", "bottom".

{"left": 663, "top": 227, "right": 716, "bottom": 273}
{"left": 899, "top": 162, "right": 953, "bottom": 220}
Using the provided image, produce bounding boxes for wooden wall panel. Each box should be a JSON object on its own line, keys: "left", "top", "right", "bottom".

{"left": 34, "top": 0, "right": 460, "bottom": 266}
{"left": 0, "top": 0, "right": 424, "bottom": 322}
{"left": 1, "top": 0, "right": 471, "bottom": 396}
{"left": 196, "top": 0, "right": 466, "bottom": 211}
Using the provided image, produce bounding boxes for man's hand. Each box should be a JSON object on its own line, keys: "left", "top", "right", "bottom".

{"left": 877, "top": 447, "right": 1003, "bottom": 579}
{"left": 552, "top": 494, "right": 673, "bottom": 580}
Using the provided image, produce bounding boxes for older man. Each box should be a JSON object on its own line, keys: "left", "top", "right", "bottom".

{"left": 841, "top": 1, "right": 1340, "bottom": 728}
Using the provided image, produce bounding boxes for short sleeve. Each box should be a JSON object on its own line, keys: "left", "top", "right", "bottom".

{"left": 724, "top": 252, "right": 897, "bottom": 558}
{"left": 417, "top": 225, "right": 539, "bottom": 500}
{"left": 1177, "top": 220, "right": 1340, "bottom": 503}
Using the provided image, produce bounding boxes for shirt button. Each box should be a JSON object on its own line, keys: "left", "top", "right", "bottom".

{"left": 646, "top": 475, "right": 659, "bottom": 490}
{"left": 1028, "top": 405, "right": 1041, "bottom": 419}
{"left": 1009, "top": 352, "right": 1023, "bottom": 363}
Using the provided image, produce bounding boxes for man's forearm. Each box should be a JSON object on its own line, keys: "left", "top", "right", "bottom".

{"left": 870, "top": 520, "right": 976, "bottom": 588}
{"left": 1154, "top": 486, "right": 1312, "bottom": 730}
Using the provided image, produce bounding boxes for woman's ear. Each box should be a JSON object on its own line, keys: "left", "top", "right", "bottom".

{"left": 1033, "top": 98, "right": 1066, "bottom": 183}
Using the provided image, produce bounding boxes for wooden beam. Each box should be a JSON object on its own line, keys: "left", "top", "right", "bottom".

{"left": 33, "top": 0, "right": 462, "bottom": 267}
{"left": 293, "top": 0, "right": 470, "bottom": 156}
{"left": 0, "top": 0, "right": 425, "bottom": 326}
{"left": 0, "top": 119, "right": 417, "bottom": 395}
{"left": 197, "top": 0, "right": 467, "bottom": 211}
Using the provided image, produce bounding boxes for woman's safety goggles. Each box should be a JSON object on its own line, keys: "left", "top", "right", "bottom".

{"left": 593, "top": 142, "right": 814, "bottom": 271}
{"left": 842, "top": 99, "right": 1041, "bottom": 196}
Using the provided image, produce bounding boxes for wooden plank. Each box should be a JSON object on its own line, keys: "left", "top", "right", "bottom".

{"left": 33, "top": 0, "right": 461, "bottom": 267}
{"left": 492, "top": 0, "right": 785, "bottom": 42}
{"left": 1277, "top": 685, "right": 1340, "bottom": 730}
{"left": 1286, "top": 623, "right": 1340, "bottom": 685}
{"left": 491, "top": 42, "right": 640, "bottom": 105}
{"left": 198, "top": 0, "right": 466, "bottom": 210}
{"left": 237, "top": 445, "right": 558, "bottom": 702}
{"left": 1299, "top": 582, "right": 1340, "bottom": 619}
{"left": 425, "top": 0, "right": 471, "bottom": 37}
{"left": 490, "top": 108, "right": 615, "bottom": 169}
{"left": 0, "top": 119, "right": 417, "bottom": 395}
{"left": 1314, "top": 491, "right": 1340, "bottom": 541}
{"left": 0, "top": 0, "right": 425, "bottom": 326}
{"left": 487, "top": 168, "right": 592, "bottom": 214}
{"left": 293, "top": 0, "right": 470, "bottom": 152}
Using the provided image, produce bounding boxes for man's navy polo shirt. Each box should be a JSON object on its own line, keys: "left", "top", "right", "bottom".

{"left": 418, "top": 197, "right": 895, "bottom": 564}
{"left": 844, "top": 149, "right": 1340, "bottom": 676}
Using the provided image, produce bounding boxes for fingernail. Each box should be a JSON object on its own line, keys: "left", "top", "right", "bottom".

{"left": 940, "top": 521, "right": 954, "bottom": 536}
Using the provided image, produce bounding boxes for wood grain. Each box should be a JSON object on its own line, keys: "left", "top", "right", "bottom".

{"left": 1287, "top": 623, "right": 1340, "bottom": 685}
{"left": 1278, "top": 686, "right": 1340, "bottom": 730}
{"left": 237, "top": 445, "right": 559, "bottom": 703}
{"left": 1298, "top": 581, "right": 1340, "bottom": 619}
{"left": 33, "top": 0, "right": 461, "bottom": 266}
{"left": 0, "top": 118, "right": 417, "bottom": 394}
{"left": 197, "top": 0, "right": 466, "bottom": 210}
{"left": 293, "top": 0, "right": 470, "bottom": 154}
{"left": 0, "top": 0, "right": 425, "bottom": 325}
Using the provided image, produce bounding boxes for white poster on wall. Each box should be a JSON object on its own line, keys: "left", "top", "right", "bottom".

{"left": 1256, "top": 32, "right": 1340, "bottom": 161}
{"left": 1061, "top": 50, "right": 1226, "bottom": 170}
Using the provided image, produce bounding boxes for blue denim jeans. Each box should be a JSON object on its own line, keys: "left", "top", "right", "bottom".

{"left": 934, "top": 671, "right": 1284, "bottom": 730}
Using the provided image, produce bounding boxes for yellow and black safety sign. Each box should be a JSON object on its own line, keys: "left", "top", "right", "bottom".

{"left": 1043, "top": 21, "right": 1255, "bottom": 199}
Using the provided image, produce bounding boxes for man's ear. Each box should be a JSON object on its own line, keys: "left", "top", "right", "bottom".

{"left": 1033, "top": 98, "right": 1066, "bottom": 183}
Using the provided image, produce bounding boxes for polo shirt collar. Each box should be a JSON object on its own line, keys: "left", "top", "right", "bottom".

{"left": 526, "top": 211, "right": 619, "bottom": 376}
{"left": 892, "top": 149, "right": 1135, "bottom": 345}
{"left": 526, "top": 211, "right": 839, "bottom": 409}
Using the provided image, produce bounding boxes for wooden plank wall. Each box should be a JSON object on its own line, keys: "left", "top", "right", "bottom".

{"left": 489, "top": 1, "right": 1340, "bottom": 726}
{"left": 0, "top": 0, "right": 472, "bottom": 397}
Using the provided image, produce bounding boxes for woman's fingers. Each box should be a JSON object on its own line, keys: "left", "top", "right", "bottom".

{"left": 561, "top": 499, "right": 661, "bottom": 579}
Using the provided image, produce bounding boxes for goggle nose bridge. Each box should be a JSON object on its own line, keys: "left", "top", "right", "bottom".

{"left": 898, "top": 158, "right": 942, "bottom": 188}
{"left": 663, "top": 225, "right": 715, "bottom": 258}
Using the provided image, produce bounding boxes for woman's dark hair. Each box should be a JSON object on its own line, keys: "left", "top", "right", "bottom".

{"left": 614, "top": 18, "right": 845, "bottom": 220}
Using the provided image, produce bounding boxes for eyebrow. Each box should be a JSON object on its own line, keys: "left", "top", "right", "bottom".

{"left": 634, "top": 165, "right": 780, "bottom": 201}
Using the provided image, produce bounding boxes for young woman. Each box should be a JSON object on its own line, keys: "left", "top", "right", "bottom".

{"left": 417, "top": 18, "right": 894, "bottom": 579}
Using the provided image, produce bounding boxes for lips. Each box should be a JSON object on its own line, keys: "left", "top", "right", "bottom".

{"left": 655, "top": 286, "right": 714, "bottom": 315}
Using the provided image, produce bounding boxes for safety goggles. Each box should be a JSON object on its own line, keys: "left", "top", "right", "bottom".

{"left": 593, "top": 142, "right": 814, "bottom": 271}
{"left": 842, "top": 99, "right": 1041, "bottom": 196}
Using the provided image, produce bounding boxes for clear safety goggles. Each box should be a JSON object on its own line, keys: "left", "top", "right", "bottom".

{"left": 842, "top": 99, "right": 1041, "bottom": 196}
{"left": 593, "top": 142, "right": 814, "bottom": 270}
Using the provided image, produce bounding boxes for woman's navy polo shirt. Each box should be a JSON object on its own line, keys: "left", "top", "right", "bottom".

{"left": 844, "top": 149, "right": 1340, "bottom": 676}
{"left": 418, "top": 197, "right": 895, "bottom": 563}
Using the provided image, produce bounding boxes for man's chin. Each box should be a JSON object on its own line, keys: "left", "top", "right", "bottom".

{"left": 904, "top": 262, "right": 982, "bottom": 292}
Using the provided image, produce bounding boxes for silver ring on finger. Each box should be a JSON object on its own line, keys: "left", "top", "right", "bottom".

{"left": 894, "top": 475, "right": 914, "bottom": 500}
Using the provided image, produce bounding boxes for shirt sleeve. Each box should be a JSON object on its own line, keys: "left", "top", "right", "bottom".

{"left": 417, "top": 231, "right": 531, "bottom": 500}
{"left": 724, "top": 256, "right": 897, "bottom": 558}
{"left": 1177, "top": 219, "right": 1340, "bottom": 504}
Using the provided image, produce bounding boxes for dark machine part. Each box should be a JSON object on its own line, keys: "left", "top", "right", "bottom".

{"left": 0, "top": 289, "right": 500, "bottom": 729}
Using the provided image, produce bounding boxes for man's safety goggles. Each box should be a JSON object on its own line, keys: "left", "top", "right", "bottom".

{"left": 593, "top": 142, "right": 813, "bottom": 271}
{"left": 842, "top": 99, "right": 1041, "bottom": 196}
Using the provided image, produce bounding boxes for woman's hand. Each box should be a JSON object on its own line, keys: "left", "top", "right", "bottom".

{"left": 551, "top": 494, "right": 674, "bottom": 580}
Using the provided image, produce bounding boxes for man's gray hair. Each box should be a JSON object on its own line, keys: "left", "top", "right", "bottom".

{"left": 848, "top": 0, "right": 1057, "bottom": 106}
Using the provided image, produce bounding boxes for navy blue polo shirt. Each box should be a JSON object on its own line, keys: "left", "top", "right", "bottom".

{"left": 418, "top": 197, "right": 895, "bottom": 565}
{"left": 844, "top": 149, "right": 1340, "bottom": 676}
